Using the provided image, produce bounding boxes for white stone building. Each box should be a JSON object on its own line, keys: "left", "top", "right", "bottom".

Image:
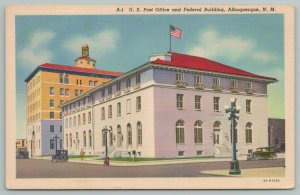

{"left": 61, "top": 52, "right": 277, "bottom": 158}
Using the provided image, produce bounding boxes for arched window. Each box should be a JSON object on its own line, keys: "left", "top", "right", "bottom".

{"left": 117, "top": 125, "right": 122, "bottom": 148}
{"left": 127, "top": 123, "right": 132, "bottom": 146}
{"left": 78, "top": 115, "right": 81, "bottom": 125}
{"left": 69, "top": 133, "right": 72, "bottom": 147}
{"left": 194, "top": 121, "right": 203, "bottom": 144}
{"left": 137, "top": 122, "right": 142, "bottom": 146}
{"left": 89, "top": 130, "right": 92, "bottom": 147}
{"left": 109, "top": 127, "right": 113, "bottom": 146}
{"left": 246, "top": 122, "right": 252, "bottom": 144}
{"left": 176, "top": 120, "right": 185, "bottom": 144}
{"left": 66, "top": 134, "right": 68, "bottom": 147}
{"left": 83, "top": 113, "right": 86, "bottom": 124}
{"left": 213, "top": 121, "right": 221, "bottom": 144}
{"left": 83, "top": 131, "right": 86, "bottom": 147}
{"left": 69, "top": 117, "right": 72, "bottom": 127}
{"left": 65, "top": 119, "right": 68, "bottom": 128}
{"left": 88, "top": 112, "right": 91, "bottom": 123}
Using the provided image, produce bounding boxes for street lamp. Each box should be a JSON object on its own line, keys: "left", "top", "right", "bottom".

{"left": 225, "top": 98, "right": 241, "bottom": 175}
{"left": 53, "top": 134, "right": 60, "bottom": 153}
{"left": 102, "top": 126, "right": 111, "bottom": 166}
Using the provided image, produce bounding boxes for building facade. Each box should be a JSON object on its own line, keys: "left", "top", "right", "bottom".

{"left": 268, "top": 118, "right": 285, "bottom": 151}
{"left": 62, "top": 52, "right": 277, "bottom": 158}
{"left": 25, "top": 44, "right": 123, "bottom": 157}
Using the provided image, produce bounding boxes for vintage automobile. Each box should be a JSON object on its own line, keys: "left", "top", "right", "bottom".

{"left": 247, "top": 147, "right": 277, "bottom": 160}
{"left": 52, "top": 150, "right": 68, "bottom": 162}
{"left": 16, "top": 149, "right": 29, "bottom": 159}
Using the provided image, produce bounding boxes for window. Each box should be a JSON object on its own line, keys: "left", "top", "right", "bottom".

{"left": 78, "top": 115, "right": 81, "bottom": 125}
{"left": 137, "top": 122, "right": 142, "bottom": 145}
{"left": 64, "top": 75, "right": 69, "bottom": 84}
{"left": 60, "top": 125, "right": 62, "bottom": 133}
{"left": 108, "top": 105, "right": 112, "bottom": 118}
{"left": 59, "top": 74, "right": 63, "bottom": 83}
{"left": 178, "top": 151, "right": 184, "bottom": 156}
{"left": 101, "top": 89, "right": 105, "bottom": 98}
{"left": 127, "top": 124, "right": 132, "bottom": 146}
{"left": 66, "top": 134, "right": 68, "bottom": 147}
{"left": 73, "top": 116, "right": 76, "bottom": 126}
{"left": 94, "top": 81, "right": 98, "bottom": 86}
{"left": 109, "top": 128, "right": 113, "bottom": 146}
{"left": 108, "top": 86, "right": 112, "bottom": 95}
{"left": 101, "top": 107, "right": 105, "bottom": 120}
{"left": 194, "top": 121, "right": 203, "bottom": 144}
{"left": 117, "top": 102, "right": 121, "bottom": 116}
{"left": 195, "top": 95, "right": 201, "bottom": 110}
{"left": 126, "top": 78, "right": 131, "bottom": 88}
{"left": 231, "top": 80, "right": 238, "bottom": 89}
{"left": 213, "top": 77, "right": 220, "bottom": 86}
{"left": 246, "top": 99, "right": 252, "bottom": 113}
{"left": 126, "top": 99, "right": 131, "bottom": 114}
{"left": 176, "top": 94, "right": 184, "bottom": 109}
{"left": 213, "top": 121, "right": 221, "bottom": 144}
{"left": 197, "top": 151, "right": 203, "bottom": 156}
{"left": 50, "top": 112, "right": 54, "bottom": 119}
{"left": 60, "top": 139, "right": 63, "bottom": 149}
{"left": 69, "top": 117, "right": 72, "bottom": 127}
{"left": 80, "top": 90, "right": 83, "bottom": 95}
{"left": 136, "top": 74, "right": 141, "bottom": 84}
{"left": 246, "top": 122, "right": 253, "bottom": 144}
{"left": 89, "top": 80, "right": 93, "bottom": 86}
{"left": 50, "top": 87, "right": 54, "bottom": 95}
{"left": 116, "top": 82, "right": 121, "bottom": 91}
{"left": 176, "top": 120, "right": 185, "bottom": 144}
{"left": 75, "top": 90, "right": 78, "bottom": 96}
{"left": 176, "top": 73, "right": 184, "bottom": 81}
{"left": 83, "top": 131, "right": 86, "bottom": 147}
{"left": 136, "top": 96, "right": 141, "bottom": 111}
{"left": 194, "top": 75, "right": 203, "bottom": 84}
{"left": 76, "top": 79, "right": 79, "bottom": 85}
{"left": 246, "top": 81, "right": 252, "bottom": 89}
{"left": 50, "top": 139, "right": 54, "bottom": 149}
{"left": 89, "top": 130, "right": 92, "bottom": 147}
{"left": 102, "top": 133, "right": 106, "bottom": 146}
{"left": 83, "top": 113, "right": 86, "bottom": 124}
{"left": 69, "top": 133, "right": 72, "bottom": 147}
{"left": 65, "top": 89, "right": 69, "bottom": 96}
{"left": 213, "top": 97, "right": 220, "bottom": 111}
{"left": 50, "top": 125, "right": 54, "bottom": 133}
{"left": 65, "top": 119, "right": 68, "bottom": 128}
{"left": 88, "top": 112, "right": 91, "bottom": 123}
{"left": 60, "top": 100, "right": 64, "bottom": 105}
{"left": 50, "top": 100, "right": 54, "bottom": 108}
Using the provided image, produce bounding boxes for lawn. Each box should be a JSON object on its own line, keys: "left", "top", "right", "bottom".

{"left": 110, "top": 156, "right": 214, "bottom": 162}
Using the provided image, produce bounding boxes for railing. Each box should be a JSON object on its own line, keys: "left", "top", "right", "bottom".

{"left": 245, "top": 88, "right": 255, "bottom": 94}
{"left": 114, "top": 91, "right": 121, "bottom": 97}
{"left": 176, "top": 80, "right": 187, "bottom": 88}
{"left": 212, "top": 85, "right": 222, "bottom": 91}
{"left": 99, "top": 97, "right": 104, "bottom": 102}
{"left": 194, "top": 83, "right": 204, "bottom": 89}
{"left": 124, "top": 87, "right": 131, "bottom": 93}
{"left": 230, "top": 87, "right": 239, "bottom": 93}
{"left": 106, "top": 95, "right": 112, "bottom": 100}
{"left": 133, "top": 83, "right": 141, "bottom": 90}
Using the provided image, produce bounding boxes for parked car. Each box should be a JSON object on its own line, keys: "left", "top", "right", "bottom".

{"left": 247, "top": 147, "right": 277, "bottom": 160}
{"left": 16, "top": 149, "right": 29, "bottom": 159}
{"left": 52, "top": 150, "right": 69, "bottom": 162}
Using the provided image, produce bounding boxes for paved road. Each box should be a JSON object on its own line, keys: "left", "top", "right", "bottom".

{"left": 16, "top": 158, "right": 285, "bottom": 178}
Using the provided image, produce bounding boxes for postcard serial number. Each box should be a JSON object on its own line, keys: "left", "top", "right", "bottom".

{"left": 263, "top": 179, "right": 280, "bottom": 183}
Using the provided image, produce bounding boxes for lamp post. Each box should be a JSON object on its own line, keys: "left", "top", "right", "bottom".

{"left": 53, "top": 134, "right": 60, "bottom": 153}
{"left": 102, "top": 126, "right": 110, "bottom": 166}
{"left": 225, "top": 98, "right": 241, "bottom": 175}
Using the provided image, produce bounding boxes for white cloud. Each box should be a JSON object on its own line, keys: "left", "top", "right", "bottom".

{"left": 62, "top": 29, "right": 120, "bottom": 58}
{"left": 18, "top": 30, "right": 56, "bottom": 68}
{"left": 188, "top": 29, "right": 276, "bottom": 64}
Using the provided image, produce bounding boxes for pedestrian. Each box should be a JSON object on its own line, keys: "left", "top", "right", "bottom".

{"left": 80, "top": 149, "right": 85, "bottom": 161}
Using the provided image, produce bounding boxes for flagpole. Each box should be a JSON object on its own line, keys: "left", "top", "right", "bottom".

{"left": 169, "top": 25, "right": 172, "bottom": 52}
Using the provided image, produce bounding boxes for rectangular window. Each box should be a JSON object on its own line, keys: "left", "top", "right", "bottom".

{"left": 59, "top": 74, "right": 63, "bottom": 83}
{"left": 50, "top": 139, "right": 54, "bottom": 149}
{"left": 195, "top": 95, "right": 201, "bottom": 110}
{"left": 231, "top": 80, "right": 238, "bottom": 88}
{"left": 213, "top": 77, "right": 220, "bottom": 86}
{"left": 101, "top": 89, "right": 105, "bottom": 98}
{"left": 246, "top": 129, "right": 252, "bottom": 143}
{"left": 78, "top": 115, "right": 81, "bottom": 125}
{"left": 178, "top": 151, "right": 184, "bottom": 156}
{"left": 60, "top": 125, "right": 62, "bottom": 133}
{"left": 89, "top": 80, "right": 93, "bottom": 86}
{"left": 176, "top": 73, "right": 184, "bottom": 81}
{"left": 176, "top": 94, "right": 184, "bottom": 109}
{"left": 60, "top": 139, "right": 63, "bottom": 149}
{"left": 60, "top": 100, "right": 64, "bottom": 105}
{"left": 213, "top": 97, "right": 220, "bottom": 111}
{"left": 126, "top": 78, "right": 131, "bottom": 88}
{"left": 246, "top": 81, "right": 253, "bottom": 89}
{"left": 101, "top": 107, "right": 105, "bottom": 120}
{"left": 80, "top": 90, "right": 83, "bottom": 95}
{"left": 116, "top": 82, "right": 121, "bottom": 91}
{"left": 108, "top": 86, "right": 112, "bottom": 95}
{"left": 75, "top": 90, "right": 78, "bottom": 96}
{"left": 60, "top": 88, "right": 64, "bottom": 96}
{"left": 126, "top": 99, "right": 131, "bottom": 114}
{"left": 50, "top": 100, "right": 54, "bottom": 108}
{"left": 117, "top": 102, "right": 121, "bottom": 116}
{"left": 194, "top": 75, "right": 203, "bottom": 84}
{"left": 50, "top": 87, "right": 54, "bottom": 95}
{"left": 136, "top": 74, "right": 141, "bottom": 84}
{"left": 246, "top": 99, "right": 252, "bottom": 113}
{"left": 88, "top": 112, "right": 91, "bottom": 123}
{"left": 197, "top": 151, "right": 203, "bottom": 156}
{"left": 50, "top": 112, "right": 54, "bottom": 119}
{"left": 108, "top": 105, "right": 112, "bottom": 118}
{"left": 136, "top": 96, "right": 141, "bottom": 111}
{"left": 73, "top": 116, "right": 76, "bottom": 126}
{"left": 65, "top": 89, "right": 69, "bottom": 96}
{"left": 50, "top": 125, "right": 54, "bottom": 133}
{"left": 83, "top": 113, "right": 86, "bottom": 124}
{"left": 94, "top": 81, "right": 98, "bottom": 86}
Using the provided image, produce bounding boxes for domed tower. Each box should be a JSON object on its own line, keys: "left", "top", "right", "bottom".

{"left": 75, "top": 43, "right": 96, "bottom": 69}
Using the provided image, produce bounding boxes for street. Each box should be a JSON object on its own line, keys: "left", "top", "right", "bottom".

{"left": 16, "top": 158, "right": 285, "bottom": 178}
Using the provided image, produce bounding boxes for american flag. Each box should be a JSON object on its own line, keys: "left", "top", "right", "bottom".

{"left": 170, "top": 25, "right": 182, "bottom": 39}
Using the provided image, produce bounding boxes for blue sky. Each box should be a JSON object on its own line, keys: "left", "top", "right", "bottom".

{"left": 16, "top": 14, "right": 284, "bottom": 138}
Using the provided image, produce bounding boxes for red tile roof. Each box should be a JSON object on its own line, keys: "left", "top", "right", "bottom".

{"left": 40, "top": 63, "right": 124, "bottom": 76}
{"left": 151, "top": 52, "right": 276, "bottom": 81}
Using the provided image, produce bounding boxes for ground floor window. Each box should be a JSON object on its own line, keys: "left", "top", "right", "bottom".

{"left": 176, "top": 120, "right": 185, "bottom": 144}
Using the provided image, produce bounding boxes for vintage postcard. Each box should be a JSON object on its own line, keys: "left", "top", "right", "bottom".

{"left": 6, "top": 4, "right": 295, "bottom": 189}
